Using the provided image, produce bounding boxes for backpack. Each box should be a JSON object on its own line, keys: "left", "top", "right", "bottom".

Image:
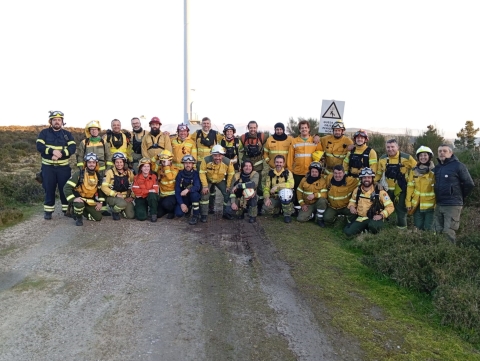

{"left": 241, "top": 132, "right": 265, "bottom": 158}
{"left": 196, "top": 129, "right": 218, "bottom": 148}
{"left": 348, "top": 147, "right": 371, "bottom": 171}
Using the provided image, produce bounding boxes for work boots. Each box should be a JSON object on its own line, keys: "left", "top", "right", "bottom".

{"left": 200, "top": 215, "right": 208, "bottom": 223}
{"left": 44, "top": 212, "right": 52, "bottom": 220}
{"left": 112, "top": 212, "right": 121, "bottom": 221}
{"left": 189, "top": 215, "right": 198, "bottom": 225}
{"left": 249, "top": 216, "right": 256, "bottom": 223}
{"left": 75, "top": 215, "right": 83, "bottom": 226}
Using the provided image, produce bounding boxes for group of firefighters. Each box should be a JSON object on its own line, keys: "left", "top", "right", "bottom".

{"left": 37, "top": 110, "right": 474, "bottom": 240}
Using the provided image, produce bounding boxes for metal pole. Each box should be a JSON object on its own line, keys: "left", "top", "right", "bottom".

{"left": 184, "top": 0, "right": 191, "bottom": 125}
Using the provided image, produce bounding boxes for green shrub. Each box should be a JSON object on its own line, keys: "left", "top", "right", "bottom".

{"left": 0, "top": 174, "right": 44, "bottom": 204}
{"left": 0, "top": 208, "right": 23, "bottom": 226}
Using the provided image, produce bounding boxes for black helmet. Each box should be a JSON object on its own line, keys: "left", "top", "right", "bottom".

{"left": 112, "top": 152, "right": 127, "bottom": 162}
{"left": 223, "top": 124, "right": 236, "bottom": 134}
{"left": 309, "top": 162, "right": 323, "bottom": 173}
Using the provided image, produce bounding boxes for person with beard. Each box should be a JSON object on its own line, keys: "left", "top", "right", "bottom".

{"left": 433, "top": 144, "right": 474, "bottom": 243}
{"left": 287, "top": 120, "right": 323, "bottom": 216}
{"left": 131, "top": 117, "right": 146, "bottom": 174}
{"left": 375, "top": 139, "right": 417, "bottom": 229}
{"left": 156, "top": 150, "right": 179, "bottom": 219}
{"left": 344, "top": 168, "right": 394, "bottom": 236}
{"left": 132, "top": 158, "right": 160, "bottom": 222}
{"left": 37, "top": 110, "right": 77, "bottom": 219}
{"left": 141, "top": 116, "right": 172, "bottom": 160}
{"left": 101, "top": 152, "right": 135, "bottom": 221}
{"left": 263, "top": 155, "right": 295, "bottom": 223}
{"left": 64, "top": 153, "right": 104, "bottom": 226}
{"left": 175, "top": 155, "right": 201, "bottom": 225}
{"left": 229, "top": 160, "right": 259, "bottom": 223}
{"left": 220, "top": 124, "right": 241, "bottom": 171}
{"left": 263, "top": 122, "right": 293, "bottom": 171}
{"left": 324, "top": 165, "right": 359, "bottom": 226}
{"left": 103, "top": 119, "right": 133, "bottom": 167}
{"left": 171, "top": 123, "right": 197, "bottom": 169}
{"left": 296, "top": 162, "right": 328, "bottom": 227}
{"left": 343, "top": 129, "right": 378, "bottom": 178}
{"left": 318, "top": 120, "right": 354, "bottom": 175}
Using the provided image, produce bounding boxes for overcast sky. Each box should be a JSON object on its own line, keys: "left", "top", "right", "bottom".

{"left": 0, "top": 1, "right": 478, "bottom": 139}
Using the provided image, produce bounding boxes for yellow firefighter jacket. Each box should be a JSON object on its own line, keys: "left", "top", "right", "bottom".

{"left": 263, "top": 168, "right": 295, "bottom": 199}
{"left": 157, "top": 165, "right": 180, "bottom": 197}
{"left": 190, "top": 129, "right": 224, "bottom": 163}
{"left": 318, "top": 134, "right": 353, "bottom": 173}
{"left": 103, "top": 132, "right": 133, "bottom": 162}
{"left": 263, "top": 135, "right": 293, "bottom": 169}
{"left": 343, "top": 143, "right": 378, "bottom": 177}
{"left": 406, "top": 165, "right": 435, "bottom": 211}
{"left": 325, "top": 173, "right": 359, "bottom": 209}
{"left": 374, "top": 151, "right": 417, "bottom": 191}
{"left": 141, "top": 132, "right": 172, "bottom": 159}
{"left": 348, "top": 185, "right": 394, "bottom": 222}
{"left": 287, "top": 136, "right": 322, "bottom": 176}
{"left": 171, "top": 137, "right": 197, "bottom": 169}
{"left": 199, "top": 155, "right": 235, "bottom": 188}
{"left": 101, "top": 168, "right": 134, "bottom": 197}
{"left": 76, "top": 138, "right": 112, "bottom": 174}
{"left": 296, "top": 176, "right": 327, "bottom": 205}
{"left": 64, "top": 168, "right": 104, "bottom": 206}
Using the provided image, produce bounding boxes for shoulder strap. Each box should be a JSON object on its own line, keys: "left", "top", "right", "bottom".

{"left": 363, "top": 147, "right": 371, "bottom": 168}
{"left": 221, "top": 157, "right": 230, "bottom": 166}
{"left": 355, "top": 185, "right": 362, "bottom": 205}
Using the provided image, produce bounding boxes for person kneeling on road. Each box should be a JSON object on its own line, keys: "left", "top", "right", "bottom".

{"left": 263, "top": 155, "right": 295, "bottom": 223}
{"left": 101, "top": 152, "right": 135, "bottom": 220}
{"left": 175, "top": 155, "right": 202, "bottom": 225}
{"left": 132, "top": 158, "right": 159, "bottom": 222}
{"left": 229, "top": 160, "right": 259, "bottom": 223}
{"left": 199, "top": 144, "right": 235, "bottom": 222}
{"left": 296, "top": 162, "right": 328, "bottom": 227}
{"left": 344, "top": 167, "right": 394, "bottom": 236}
{"left": 63, "top": 152, "right": 104, "bottom": 226}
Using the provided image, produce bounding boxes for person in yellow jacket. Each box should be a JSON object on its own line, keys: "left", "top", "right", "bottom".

{"left": 141, "top": 116, "right": 172, "bottom": 159}
{"left": 171, "top": 123, "right": 197, "bottom": 169}
{"left": 318, "top": 120, "right": 354, "bottom": 174}
{"left": 375, "top": 138, "right": 417, "bottom": 229}
{"left": 156, "top": 150, "right": 180, "bottom": 219}
{"left": 199, "top": 145, "right": 235, "bottom": 222}
{"left": 101, "top": 152, "right": 135, "bottom": 221}
{"left": 344, "top": 168, "right": 394, "bottom": 236}
{"left": 263, "top": 155, "right": 295, "bottom": 223}
{"left": 264, "top": 122, "right": 293, "bottom": 169}
{"left": 296, "top": 162, "right": 328, "bottom": 227}
{"left": 64, "top": 153, "right": 104, "bottom": 226}
{"left": 287, "top": 120, "right": 323, "bottom": 216}
{"left": 324, "top": 165, "right": 359, "bottom": 226}
{"left": 190, "top": 116, "right": 224, "bottom": 213}
{"left": 343, "top": 129, "right": 377, "bottom": 178}
{"left": 131, "top": 117, "right": 147, "bottom": 174}
{"left": 103, "top": 119, "right": 133, "bottom": 167}
{"left": 406, "top": 146, "right": 436, "bottom": 231}
{"left": 76, "top": 120, "right": 112, "bottom": 177}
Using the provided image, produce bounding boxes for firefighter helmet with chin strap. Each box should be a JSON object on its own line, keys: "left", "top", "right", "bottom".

{"left": 415, "top": 145, "right": 433, "bottom": 160}
{"left": 332, "top": 121, "right": 346, "bottom": 130}
{"left": 158, "top": 149, "right": 173, "bottom": 161}
{"left": 278, "top": 188, "right": 294, "bottom": 205}
{"left": 112, "top": 152, "right": 127, "bottom": 162}
{"left": 211, "top": 144, "right": 226, "bottom": 155}
{"left": 223, "top": 124, "right": 236, "bottom": 135}
{"left": 181, "top": 154, "right": 196, "bottom": 163}
{"left": 359, "top": 167, "right": 375, "bottom": 178}
{"left": 309, "top": 162, "right": 323, "bottom": 174}
{"left": 353, "top": 129, "right": 369, "bottom": 142}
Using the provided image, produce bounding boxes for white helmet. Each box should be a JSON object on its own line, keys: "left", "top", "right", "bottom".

{"left": 242, "top": 188, "right": 256, "bottom": 200}
{"left": 278, "top": 188, "right": 294, "bottom": 205}
{"left": 211, "top": 144, "right": 226, "bottom": 155}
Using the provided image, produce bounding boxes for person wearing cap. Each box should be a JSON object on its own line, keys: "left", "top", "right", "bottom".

{"left": 287, "top": 120, "right": 323, "bottom": 216}
{"left": 156, "top": 150, "right": 179, "bottom": 219}
{"left": 374, "top": 138, "right": 417, "bottom": 229}
{"left": 103, "top": 119, "right": 133, "bottom": 168}
{"left": 131, "top": 158, "right": 160, "bottom": 222}
{"left": 263, "top": 122, "right": 293, "bottom": 170}
{"left": 263, "top": 155, "right": 295, "bottom": 223}
{"left": 229, "top": 160, "right": 259, "bottom": 223}
{"left": 296, "top": 162, "right": 328, "bottom": 227}
{"left": 76, "top": 120, "right": 112, "bottom": 178}
{"left": 433, "top": 144, "right": 474, "bottom": 243}
{"left": 318, "top": 120, "right": 354, "bottom": 174}
{"left": 199, "top": 144, "right": 235, "bottom": 222}
{"left": 220, "top": 124, "right": 241, "bottom": 172}
{"left": 131, "top": 117, "right": 146, "bottom": 174}
{"left": 101, "top": 152, "right": 135, "bottom": 221}
{"left": 343, "top": 129, "right": 377, "bottom": 178}
{"left": 171, "top": 123, "right": 197, "bottom": 169}
{"left": 323, "top": 165, "right": 359, "bottom": 226}
{"left": 63, "top": 152, "right": 104, "bottom": 226}
{"left": 36, "top": 110, "right": 77, "bottom": 219}
{"left": 175, "top": 154, "right": 202, "bottom": 225}
{"left": 141, "top": 116, "right": 172, "bottom": 159}
{"left": 344, "top": 167, "right": 394, "bottom": 236}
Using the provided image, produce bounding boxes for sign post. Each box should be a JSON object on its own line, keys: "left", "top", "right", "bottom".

{"left": 319, "top": 100, "right": 345, "bottom": 134}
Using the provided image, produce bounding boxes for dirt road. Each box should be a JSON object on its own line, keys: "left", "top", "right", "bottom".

{"left": 0, "top": 210, "right": 362, "bottom": 361}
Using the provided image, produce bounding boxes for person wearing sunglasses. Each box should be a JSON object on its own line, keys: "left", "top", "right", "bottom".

{"left": 36, "top": 110, "right": 76, "bottom": 220}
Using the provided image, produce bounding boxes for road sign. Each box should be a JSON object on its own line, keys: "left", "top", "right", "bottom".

{"left": 320, "top": 100, "right": 345, "bottom": 134}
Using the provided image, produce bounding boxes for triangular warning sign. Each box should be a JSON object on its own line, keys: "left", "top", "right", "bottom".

{"left": 322, "top": 102, "right": 341, "bottom": 119}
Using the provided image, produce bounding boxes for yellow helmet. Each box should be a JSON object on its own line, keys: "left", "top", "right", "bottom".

{"left": 138, "top": 157, "right": 152, "bottom": 171}
{"left": 312, "top": 150, "right": 324, "bottom": 162}
{"left": 158, "top": 149, "right": 173, "bottom": 160}
{"left": 85, "top": 120, "right": 102, "bottom": 137}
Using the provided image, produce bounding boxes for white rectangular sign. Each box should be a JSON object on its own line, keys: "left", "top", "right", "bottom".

{"left": 320, "top": 99, "right": 345, "bottom": 134}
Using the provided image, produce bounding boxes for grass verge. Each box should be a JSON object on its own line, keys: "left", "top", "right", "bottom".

{"left": 260, "top": 217, "right": 480, "bottom": 360}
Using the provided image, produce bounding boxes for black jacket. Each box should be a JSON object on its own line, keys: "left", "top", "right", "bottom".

{"left": 433, "top": 155, "right": 474, "bottom": 206}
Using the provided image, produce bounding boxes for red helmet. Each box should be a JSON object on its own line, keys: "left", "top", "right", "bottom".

{"left": 149, "top": 116, "right": 161, "bottom": 125}
{"left": 353, "top": 129, "right": 369, "bottom": 142}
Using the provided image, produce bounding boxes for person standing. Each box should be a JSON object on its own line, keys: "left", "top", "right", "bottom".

{"left": 104, "top": 119, "right": 133, "bottom": 167}
{"left": 433, "top": 144, "right": 474, "bottom": 243}
{"left": 76, "top": 120, "right": 112, "bottom": 177}
{"left": 141, "top": 117, "right": 172, "bottom": 160}
{"left": 343, "top": 129, "right": 377, "bottom": 178}
{"left": 36, "top": 110, "right": 76, "bottom": 219}
{"left": 171, "top": 123, "right": 197, "bottom": 170}
{"left": 263, "top": 122, "right": 293, "bottom": 170}
{"left": 220, "top": 124, "right": 241, "bottom": 171}
{"left": 318, "top": 120, "right": 354, "bottom": 174}
{"left": 375, "top": 139, "right": 417, "bottom": 229}
{"left": 131, "top": 117, "right": 146, "bottom": 174}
